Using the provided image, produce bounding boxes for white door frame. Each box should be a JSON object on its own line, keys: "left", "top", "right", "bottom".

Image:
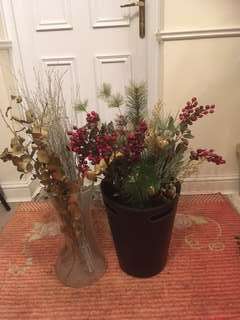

{"left": 146, "top": 0, "right": 162, "bottom": 108}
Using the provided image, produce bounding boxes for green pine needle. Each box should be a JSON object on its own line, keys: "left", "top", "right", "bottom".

{"left": 98, "top": 83, "right": 112, "bottom": 100}
{"left": 125, "top": 82, "right": 147, "bottom": 128}
{"left": 74, "top": 99, "right": 88, "bottom": 112}
{"left": 107, "top": 93, "right": 124, "bottom": 108}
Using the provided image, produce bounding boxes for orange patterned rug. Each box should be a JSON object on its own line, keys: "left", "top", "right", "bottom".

{"left": 0, "top": 194, "right": 240, "bottom": 320}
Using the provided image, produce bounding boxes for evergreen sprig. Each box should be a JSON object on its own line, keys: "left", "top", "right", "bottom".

{"left": 74, "top": 99, "right": 88, "bottom": 112}
{"left": 125, "top": 82, "right": 147, "bottom": 128}
{"left": 98, "top": 82, "right": 148, "bottom": 127}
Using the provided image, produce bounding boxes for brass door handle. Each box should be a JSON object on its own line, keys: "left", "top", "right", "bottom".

{"left": 120, "top": 1, "right": 144, "bottom": 8}
{"left": 120, "top": 1, "right": 145, "bottom": 39}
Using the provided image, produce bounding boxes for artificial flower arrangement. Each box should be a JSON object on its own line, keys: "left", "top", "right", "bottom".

{"left": 68, "top": 83, "right": 225, "bottom": 208}
{"left": 0, "top": 71, "right": 225, "bottom": 280}
{"left": 67, "top": 82, "right": 225, "bottom": 277}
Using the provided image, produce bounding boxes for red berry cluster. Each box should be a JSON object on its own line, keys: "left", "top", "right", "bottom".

{"left": 93, "top": 132, "right": 117, "bottom": 162}
{"left": 86, "top": 111, "right": 100, "bottom": 128}
{"left": 190, "top": 149, "right": 226, "bottom": 165}
{"left": 68, "top": 111, "right": 118, "bottom": 175}
{"left": 179, "top": 97, "right": 215, "bottom": 125}
{"left": 68, "top": 126, "right": 90, "bottom": 174}
{"left": 123, "top": 121, "right": 147, "bottom": 161}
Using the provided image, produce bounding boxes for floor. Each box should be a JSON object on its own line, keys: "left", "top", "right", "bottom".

{"left": 0, "top": 194, "right": 240, "bottom": 233}
{"left": 228, "top": 193, "right": 240, "bottom": 213}
{"left": 0, "top": 203, "right": 19, "bottom": 232}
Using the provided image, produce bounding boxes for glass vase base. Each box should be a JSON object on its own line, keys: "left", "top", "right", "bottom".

{"left": 55, "top": 244, "right": 107, "bottom": 288}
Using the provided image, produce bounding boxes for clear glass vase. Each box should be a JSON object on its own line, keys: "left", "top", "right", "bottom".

{"left": 53, "top": 186, "right": 107, "bottom": 288}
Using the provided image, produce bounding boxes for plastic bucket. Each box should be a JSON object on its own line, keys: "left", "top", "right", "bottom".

{"left": 101, "top": 181, "right": 180, "bottom": 278}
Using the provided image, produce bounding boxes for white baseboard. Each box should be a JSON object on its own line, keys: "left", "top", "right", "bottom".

{"left": 182, "top": 175, "right": 239, "bottom": 195}
{"left": 1, "top": 178, "right": 41, "bottom": 202}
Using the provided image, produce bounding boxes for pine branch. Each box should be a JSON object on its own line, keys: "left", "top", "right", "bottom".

{"left": 74, "top": 99, "right": 88, "bottom": 112}
{"left": 108, "top": 93, "right": 124, "bottom": 109}
{"left": 125, "top": 82, "right": 147, "bottom": 128}
{"left": 98, "top": 83, "right": 112, "bottom": 101}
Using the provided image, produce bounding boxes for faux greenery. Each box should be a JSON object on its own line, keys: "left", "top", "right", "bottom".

{"left": 69, "top": 83, "right": 225, "bottom": 208}
{"left": 0, "top": 72, "right": 225, "bottom": 210}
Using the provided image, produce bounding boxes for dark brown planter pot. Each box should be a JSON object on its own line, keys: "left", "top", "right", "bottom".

{"left": 101, "top": 181, "right": 181, "bottom": 278}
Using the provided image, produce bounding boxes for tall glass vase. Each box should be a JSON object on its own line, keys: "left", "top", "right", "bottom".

{"left": 53, "top": 186, "right": 107, "bottom": 288}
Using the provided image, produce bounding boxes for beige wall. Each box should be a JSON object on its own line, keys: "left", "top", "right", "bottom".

{"left": 164, "top": 0, "right": 240, "bottom": 30}
{"left": 161, "top": 1, "right": 240, "bottom": 191}
{"left": 0, "top": 11, "right": 6, "bottom": 39}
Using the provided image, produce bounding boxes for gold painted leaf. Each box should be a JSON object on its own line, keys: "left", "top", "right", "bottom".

{"left": 40, "top": 180, "right": 51, "bottom": 186}
{"left": 16, "top": 96, "right": 22, "bottom": 103}
{"left": 38, "top": 171, "right": 50, "bottom": 181}
{"left": 0, "top": 148, "right": 12, "bottom": 162}
{"left": 5, "top": 106, "right": 12, "bottom": 117}
{"left": 109, "top": 152, "right": 123, "bottom": 165}
{"left": 86, "top": 171, "right": 97, "bottom": 181}
{"left": 94, "top": 164, "right": 102, "bottom": 175}
{"left": 10, "top": 137, "right": 25, "bottom": 147}
{"left": 10, "top": 137, "right": 25, "bottom": 156}
{"left": 115, "top": 152, "right": 124, "bottom": 158}
{"left": 25, "top": 110, "right": 35, "bottom": 123}
{"left": 37, "top": 150, "right": 50, "bottom": 164}
{"left": 32, "top": 126, "right": 48, "bottom": 140}
{"left": 12, "top": 155, "right": 33, "bottom": 173}
{"left": 94, "top": 159, "right": 107, "bottom": 174}
{"left": 156, "top": 137, "right": 169, "bottom": 149}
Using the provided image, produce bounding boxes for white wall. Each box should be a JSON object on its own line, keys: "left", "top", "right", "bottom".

{"left": 158, "top": 0, "right": 240, "bottom": 194}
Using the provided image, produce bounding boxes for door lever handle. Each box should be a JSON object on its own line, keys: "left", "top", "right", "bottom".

{"left": 120, "top": 1, "right": 145, "bottom": 38}
{"left": 120, "top": 1, "right": 144, "bottom": 8}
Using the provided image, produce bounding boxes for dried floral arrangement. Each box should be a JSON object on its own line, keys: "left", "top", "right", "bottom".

{"left": 68, "top": 83, "right": 226, "bottom": 208}
{"left": 0, "top": 70, "right": 85, "bottom": 242}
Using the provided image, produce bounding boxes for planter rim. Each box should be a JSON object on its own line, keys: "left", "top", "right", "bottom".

{"left": 100, "top": 180, "right": 181, "bottom": 215}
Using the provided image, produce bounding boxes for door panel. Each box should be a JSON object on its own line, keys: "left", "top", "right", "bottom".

{"left": 35, "top": 0, "right": 72, "bottom": 31}
{"left": 95, "top": 54, "right": 132, "bottom": 122}
{"left": 90, "top": 0, "right": 130, "bottom": 27}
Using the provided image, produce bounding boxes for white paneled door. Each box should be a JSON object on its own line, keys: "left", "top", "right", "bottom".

{"left": 4, "top": 0, "right": 157, "bottom": 124}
